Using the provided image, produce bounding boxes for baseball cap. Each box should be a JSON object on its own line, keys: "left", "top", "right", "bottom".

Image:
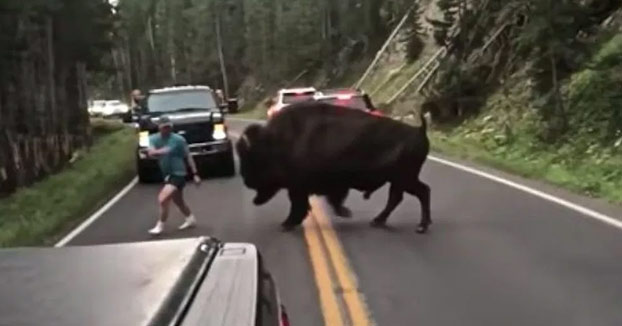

{"left": 157, "top": 115, "right": 173, "bottom": 128}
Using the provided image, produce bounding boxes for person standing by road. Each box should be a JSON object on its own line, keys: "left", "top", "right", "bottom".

{"left": 146, "top": 116, "right": 201, "bottom": 235}
{"left": 123, "top": 89, "right": 146, "bottom": 123}
{"left": 215, "top": 89, "right": 225, "bottom": 106}
{"left": 130, "top": 89, "right": 145, "bottom": 114}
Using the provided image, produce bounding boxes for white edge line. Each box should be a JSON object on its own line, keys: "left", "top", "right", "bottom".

{"left": 230, "top": 116, "right": 622, "bottom": 230}
{"left": 54, "top": 177, "right": 139, "bottom": 247}
{"left": 428, "top": 155, "right": 622, "bottom": 230}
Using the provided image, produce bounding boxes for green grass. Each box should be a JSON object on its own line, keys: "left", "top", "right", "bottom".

{"left": 232, "top": 107, "right": 267, "bottom": 120}
{"left": 232, "top": 100, "right": 268, "bottom": 120}
{"left": 427, "top": 63, "right": 622, "bottom": 204}
{"left": 0, "top": 124, "right": 137, "bottom": 247}
{"left": 431, "top": 130, "right": 622, "bottom": 203}
{"left": 91, "top": 118, "right": 127, "bottom": 138}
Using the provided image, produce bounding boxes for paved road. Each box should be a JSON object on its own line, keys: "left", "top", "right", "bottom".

{"left": 68, "top": 119, "right": 622, "bottom": 326}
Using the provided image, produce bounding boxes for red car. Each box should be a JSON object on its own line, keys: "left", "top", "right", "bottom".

{"left": 313, "top": 89, "right": 384, "bottom": 116}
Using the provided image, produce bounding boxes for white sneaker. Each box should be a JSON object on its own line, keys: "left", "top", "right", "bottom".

{"left": 149, "top": 221, "right": 164, "bottom": 235}
{"left": 178, "top": 215, "right": 197, "bottom": 230}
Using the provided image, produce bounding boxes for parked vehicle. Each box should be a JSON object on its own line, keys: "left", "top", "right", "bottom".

{"left": 87, "top": 100, "right": 107, "bottom": 116}
{"left": 88, "top": 100, "right": 130, "bottom": 118}
{"left": 135, "top": 85, "right": 236, "bottom": 182}
{"left": 314, "top": 88, "right": 384, "bottom": 116}
{"left": 267, "top": 87, "right": 316, "bottom": 119}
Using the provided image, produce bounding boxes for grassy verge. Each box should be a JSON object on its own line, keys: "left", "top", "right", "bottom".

{"left": 232, "top": 100, "right": 268, "bottom": 120}
{"left": 429, "top": 33, "right": 622, "bottom": 205}
{"left": 0, "top": 122, "right": 136, "bottom": 247}
{"left": 431, "top": 130, "right": 622, "bottom": 204}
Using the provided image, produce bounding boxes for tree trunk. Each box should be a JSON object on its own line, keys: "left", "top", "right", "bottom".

{"left": 549, "top": 49, "right": 568, "bottom": 133}
{"left": 215, "top": 15, "right": 230, "bottom": 99}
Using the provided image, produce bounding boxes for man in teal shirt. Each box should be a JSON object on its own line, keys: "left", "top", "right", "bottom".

{"left": 146, "top": 116, "right": 201, "bottom": 235}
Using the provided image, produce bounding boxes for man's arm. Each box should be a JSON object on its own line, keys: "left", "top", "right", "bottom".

{"left": 146, "top": 134, "right": 171, "bottom": 157}
{"left": 184, "top": 141, "right": 199, "bottom": 176}
{"left": 148, "top": 146, "right": 170, "bottom": 157}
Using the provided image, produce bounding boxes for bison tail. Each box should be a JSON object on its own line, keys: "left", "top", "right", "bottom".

{"left": 419, "top": 111, "right": 427, "bottom": 134}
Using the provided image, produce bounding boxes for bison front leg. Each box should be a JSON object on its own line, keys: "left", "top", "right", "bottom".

{"left": 370, "top": 184, "right": 404, "bottom": 228}
{"left": 282, "top": 189, "right": 310, "bottom": 231}
{"left": 326, "top": 188, "right": 352, "bottom": 218}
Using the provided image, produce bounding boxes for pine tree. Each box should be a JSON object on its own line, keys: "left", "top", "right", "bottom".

{"left": 0, "top": 0, "right": 116, "bottom": 195}
{"left": 427, "top": 0, "right": 459, "bottom": 46}
{"left": 406, "top": 2, "right": 425, "bottom": 61}
{"left": 518, "top": 0, "right": 590, "bottom": 135}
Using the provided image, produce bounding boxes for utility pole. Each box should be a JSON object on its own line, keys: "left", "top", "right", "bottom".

{"left": 215, "top": 13, "right": 230, "bottom": 99}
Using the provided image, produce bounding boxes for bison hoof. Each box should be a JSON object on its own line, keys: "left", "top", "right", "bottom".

{"left": 280, "top": 220, "right": 299, "bottom": 232}
{"left": 370, "top": 218, "right": 387, "bottom": 228}
{"left": 281, "top": 225, "right": 297, "bottom": 232}
{"left": 336, "top": 206, "right": 352, "bottom": 218}
{"left": 416, "top": 224, "right": 430, "bottom": 234}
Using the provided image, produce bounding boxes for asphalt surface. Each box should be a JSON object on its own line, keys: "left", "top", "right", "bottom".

{"left": 68, "top": 119, "right": 622, "bottom": 326}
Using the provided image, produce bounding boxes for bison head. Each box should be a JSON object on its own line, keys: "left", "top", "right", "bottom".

{"left": 235, "top": 123, "right": 281, "bottom": 205}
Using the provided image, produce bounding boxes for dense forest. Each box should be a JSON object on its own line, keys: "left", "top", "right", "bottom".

{"left": 0, "top": 0, "right": 114, "bottom": 195}
{"left": 99, "top": 0, "right": 419, "bottom": 102}
{"left": 1, "top": 0, "right": 621, "bottom": 199}
{"left": 106, "top": 0, "right": 622, "bottom": 141}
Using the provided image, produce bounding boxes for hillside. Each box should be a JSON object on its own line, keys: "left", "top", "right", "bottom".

{"left": 353, "top": 1, "right": 622, "bottom": 203}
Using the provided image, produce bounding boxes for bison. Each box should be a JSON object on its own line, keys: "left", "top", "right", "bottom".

{"left": 235, "top": 102, "right": 432, "bottom": 233}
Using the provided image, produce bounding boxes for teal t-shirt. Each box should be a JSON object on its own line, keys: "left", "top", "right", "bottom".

{"left": 149, "top": 133, "right": 189, "bottom": 177}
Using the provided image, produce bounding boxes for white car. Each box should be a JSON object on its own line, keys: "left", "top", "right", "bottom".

{"left": 88, "top": 100, "right": 107, "bottom": 116}
{"left": 100, "top": 100, "right": 129, "bottom": 117}
{"left": 267, "top": 87, "right": 316, "bottom": 119}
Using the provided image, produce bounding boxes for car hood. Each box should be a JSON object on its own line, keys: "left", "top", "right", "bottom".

{"left": 0, "top": 237, "right": 221, "bottom": 326}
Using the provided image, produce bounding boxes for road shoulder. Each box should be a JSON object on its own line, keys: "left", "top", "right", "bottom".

{"left": 428, "top": 152, "right": 622, "bottom": 227}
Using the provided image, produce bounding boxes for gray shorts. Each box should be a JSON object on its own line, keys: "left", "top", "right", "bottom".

{"left": 164, "top": 175, "right": 186, "bottom": 190}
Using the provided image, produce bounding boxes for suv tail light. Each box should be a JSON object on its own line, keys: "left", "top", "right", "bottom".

{"left": 336, "top": 94, "right": 353, "bottom": 100}
{"left": 370, "top": 110, "right": 384, "bottom": 117}
{"left": 280, "top": 305, "right": 290, "bottom": 326}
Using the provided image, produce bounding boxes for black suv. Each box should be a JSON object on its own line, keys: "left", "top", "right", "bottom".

{"left": 136, "top": 85, "right": 236, "bottom": 182}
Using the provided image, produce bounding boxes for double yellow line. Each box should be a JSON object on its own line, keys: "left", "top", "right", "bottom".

{"left": 303, "top": 196, "right": 372, "bottom": 326}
